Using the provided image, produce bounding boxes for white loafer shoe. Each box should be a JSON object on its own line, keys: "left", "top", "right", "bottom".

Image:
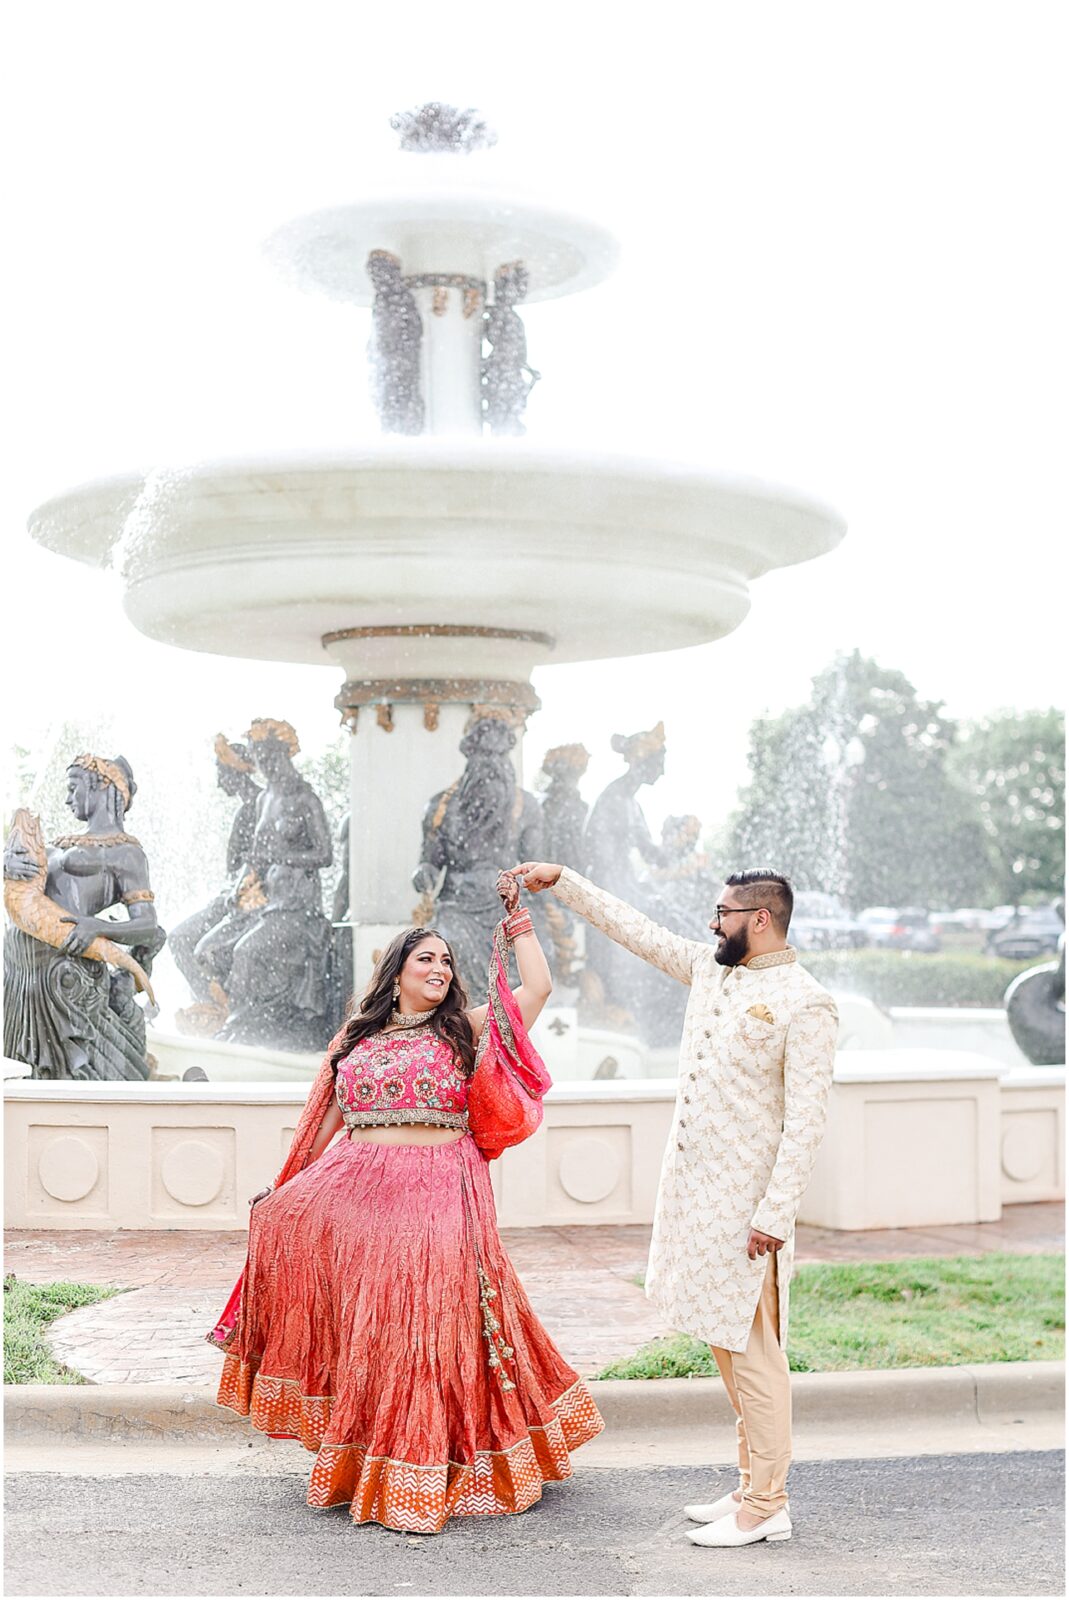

{"left": 683, "top": 1492, "right": 744, "bottom": 1524}
{"left": 687, "top": 1508, "right": 792, "bottom": 1547}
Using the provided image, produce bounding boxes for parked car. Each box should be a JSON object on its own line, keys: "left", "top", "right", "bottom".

{"left": 929, "top": 908, "right": 985, "bottom": 931}
{"left": 985, "top": 904, "right": 1064, "bottom": 960}
{"left": 790, "top": 893, "right": 869, "bottom": 951}
{"left": 858, "top": 907, "right": 941, "bottom": 953}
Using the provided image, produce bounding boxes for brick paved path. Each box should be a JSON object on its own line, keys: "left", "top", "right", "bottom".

{"left": 5, "top": 1204, "right": 1062, "bottom": 1387}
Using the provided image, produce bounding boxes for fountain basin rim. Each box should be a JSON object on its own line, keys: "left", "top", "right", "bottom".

{"left": 264, "top": 189, "right": 620, "bottom": 304}
{"left": 29, "top": 445, "right": 847, "bottom": 573}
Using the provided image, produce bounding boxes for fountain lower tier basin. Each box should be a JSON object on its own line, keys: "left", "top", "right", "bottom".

{"left": 30, "top": 445, "right": 845, "bottom": 667}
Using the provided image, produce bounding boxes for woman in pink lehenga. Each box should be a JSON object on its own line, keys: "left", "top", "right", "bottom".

{"left": 211, "top": 873, "right": 603, "bottom": 1533}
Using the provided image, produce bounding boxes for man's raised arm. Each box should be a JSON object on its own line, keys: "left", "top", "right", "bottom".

{"left": 512, "top": 861, "right": 701, "bottom": 986}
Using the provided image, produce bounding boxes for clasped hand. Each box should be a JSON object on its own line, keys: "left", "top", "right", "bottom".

{"left": 495, "top": 869, "right": 520, "bottom": 913}
{"left": 746, "top": 1228, "right": 785, "bottom": 1260}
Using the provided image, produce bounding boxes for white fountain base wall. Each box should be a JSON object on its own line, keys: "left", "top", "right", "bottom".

{"left": 5, "top": 1055, "right": 1062, "bottom": 1233}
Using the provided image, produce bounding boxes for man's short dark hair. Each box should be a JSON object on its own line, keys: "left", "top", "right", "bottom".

{"left": 724, "top": 870, "right": 794, "bottom": 934}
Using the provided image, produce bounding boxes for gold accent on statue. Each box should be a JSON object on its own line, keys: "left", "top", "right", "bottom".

{"left": 122, "top": 889, "right": 155, "bottom": 905}
{"left": 431, "top": 286, "right": 448, "bottom": 316}
{"left": 214, "top": 734, "right": 255, "bottom": 773}
{"left": 246, "top": 718, "right": 300, "bottom": 755}
{"left": 52, "top": 831, "right": 141, "bottom": 849}
{"left": 376, "top": 704, "right": 395, "bottom": 733}
{"left": 412, "top": 889, "right": 437, "bottom": 928}
{"left": 615, "top": 722, "right": 665, "bottom": 762}
{"left": 3, "top": 809, "right": 156, "bottom": 1002}
{"left": 544, "top": 898, "right": 580, "bottom": 985}
{"left": 235, "top": 872, "right": 268, "bottom": 913}
{"left": 431, "top": 780, "right": 460, "bottom": 833}
{"left": 175, "top": 979, "right": 230, "bottom": 1038}
{"left": 333, "top": 675, "right": 541, "bottom": 727}
{"left": 463, "top": 286, "right": 482, "bottom": 319}
{"left": 69, "top": 754, "right": 132, "bottom": 807}
{"left": 323, "top": 624, "right": 553, "bottom": 646}
{"left": 542, "top": 742, "right": 590, "bottom": 774}
{"left": 423, "top": 701, "right": 440, "bottom": 732}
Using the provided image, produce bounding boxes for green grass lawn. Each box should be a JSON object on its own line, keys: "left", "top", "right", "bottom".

{"left": 3, "top": 1278, "right": 120, "bottom": 1385}
{"left": 598, "top": 1253, "right": 1065, "bottom": 1379}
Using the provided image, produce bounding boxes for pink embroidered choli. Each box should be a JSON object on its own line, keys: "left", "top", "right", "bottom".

{"left": 335, "top": 1024, "right": 469, "bottom": 1131}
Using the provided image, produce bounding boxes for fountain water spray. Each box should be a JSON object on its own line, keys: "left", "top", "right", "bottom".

{"left": 28, "top": 105, "right": 846, "bottom": 1000}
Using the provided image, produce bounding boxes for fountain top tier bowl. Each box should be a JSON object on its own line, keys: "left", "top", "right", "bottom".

{"left": 263, "top": 105, "right": 618, "bottom": 304}
{"left": 30, "top": 442, "right": 846, "bottom": 670}
{"left": 27, "top": 106, "right": 846, "bottom": 679}
{"left": 265, "top": 188, "right": 619, "bottom": 306}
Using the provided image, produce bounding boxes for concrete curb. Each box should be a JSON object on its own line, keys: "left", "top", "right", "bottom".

{"left": 5, "top": 1362, "right": 1062, "bottom": 1445}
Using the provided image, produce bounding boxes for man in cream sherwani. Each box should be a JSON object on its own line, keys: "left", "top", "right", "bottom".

{"left": 514, "top": 860, "right": 838, "bottom": 1549}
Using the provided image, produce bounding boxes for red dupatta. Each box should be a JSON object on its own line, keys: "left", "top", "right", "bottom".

{"left": 466, "top": 919, "right": 552, "bottom": 1161}
{"left": 206, "top": 1022, "right": 347, "bottom": 1350}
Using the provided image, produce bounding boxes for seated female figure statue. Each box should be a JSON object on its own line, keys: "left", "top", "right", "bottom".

{"left": 3, "top": 754, "right": 164, "bottom": 1080}
{"left": 198, "top": 719, "right": 334, "bottom": 1050}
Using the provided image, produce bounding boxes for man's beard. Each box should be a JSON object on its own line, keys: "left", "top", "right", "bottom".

{"left": 714, "top": 927, "right": 751, "bottom": 967}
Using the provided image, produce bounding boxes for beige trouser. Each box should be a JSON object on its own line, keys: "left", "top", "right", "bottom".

{"left": 709, "top": 1254, "right": 791, "bottom": 1517}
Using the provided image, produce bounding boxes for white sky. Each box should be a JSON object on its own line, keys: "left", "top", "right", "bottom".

{"left": 4, "top": 1, "right": 1064, "bottom": 842}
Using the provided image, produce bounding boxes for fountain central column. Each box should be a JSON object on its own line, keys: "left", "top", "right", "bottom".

{"left": 322, "top": 623, "right": 553, "bottom": 982}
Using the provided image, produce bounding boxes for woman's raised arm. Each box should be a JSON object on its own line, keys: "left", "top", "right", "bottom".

{"left": 467, "top": 873, "right": 553, "bottom": 1038}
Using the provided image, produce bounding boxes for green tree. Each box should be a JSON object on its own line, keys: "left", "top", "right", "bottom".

{"left": 729, "top": 652, "right": 993, "bottom": 910}
{"left": 950, "top": 709, "right": 1064, "bottom": 905}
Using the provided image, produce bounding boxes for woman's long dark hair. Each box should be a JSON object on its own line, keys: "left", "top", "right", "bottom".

{"left": 329, "top": 927, "right": 477, "bottom": 1078}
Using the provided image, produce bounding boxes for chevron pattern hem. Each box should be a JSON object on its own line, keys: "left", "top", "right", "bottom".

{"left": 216, "top": 1363, "right": 604, "bottom": 1532}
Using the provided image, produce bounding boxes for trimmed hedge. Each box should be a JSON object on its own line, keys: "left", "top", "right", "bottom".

{"left": 801, "top": 949, "right": 1036, "bottom": 1008}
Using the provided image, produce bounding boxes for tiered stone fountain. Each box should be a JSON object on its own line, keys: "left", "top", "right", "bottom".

{"left": 29, "top": 104, "right": 846, "bottom": 1021}
{"left": 12, "top": 108, "right": 1063, "bottom": 1236}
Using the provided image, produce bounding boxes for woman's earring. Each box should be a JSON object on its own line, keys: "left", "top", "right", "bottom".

{"left": 392, "top": 981, "right": 400, "bottom": 1002}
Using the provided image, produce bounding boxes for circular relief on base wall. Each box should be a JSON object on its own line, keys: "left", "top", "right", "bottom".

{"left": 38, "top": 1136, "right": 100, "bottom": 1203}
{"left": 1000, "top": 1122, "right": 1046, "bottom": 1184}
{"left": 160, "top": 1140, "right": 226, "bottom": 1207}
{"left": 558, "top": 1137, "right": 621, "bottom": 1205}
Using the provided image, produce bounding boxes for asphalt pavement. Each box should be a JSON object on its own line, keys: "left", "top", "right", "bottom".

{"left": 4, "top": 1450, "right": 1064, "bottom": 1597}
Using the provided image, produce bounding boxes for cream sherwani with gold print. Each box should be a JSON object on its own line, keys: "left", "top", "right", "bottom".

{"left": 554, "top": 868, "right": 838, "bottom": 1354}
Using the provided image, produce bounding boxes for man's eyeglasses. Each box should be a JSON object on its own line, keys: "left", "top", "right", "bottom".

{"left": 712, "top": 905, "right": 770, "bottom": 927}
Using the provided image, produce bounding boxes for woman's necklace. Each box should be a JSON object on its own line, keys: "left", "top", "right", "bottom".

{"left": 388, "top": 1007, "right": 438, "bottom": 1029}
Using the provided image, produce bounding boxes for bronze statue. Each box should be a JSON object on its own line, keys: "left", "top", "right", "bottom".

{"left": 367, "top": 250, "right": 424, "bottom": 435}
{"left": 654, "top": 814, "right": 720, "bottom": 942}
{"left": 540, "top": 744, "right": 590, "bottom": 870}
{"left": 482, "top": 263, "right": 540, "bottom": 436}
{"left": 3, "top": 754, "right": 165, "bottom": 1079}
{"left": 1006, "top": 904, "right": 1065, "bottom": 1066}
{"left": 579, "top": 724, "right": 669, "bottom": 1033}
{"left": 328, "top": 810, "right": 353, "bottom": 1030}
{"left": 539, "top": 744, "right": 591, "bottom": 986}
{"left": 194, "top": 719, "right": 334, "bottom": 1050}
{"left": 413, "top": 712, "right": 546, "bottom": 985}
{"left": 172, "top": 736, "right": 261, "bottom": 1030}
{"left": 390, "top": 102, "right": 497, "bottom": 154}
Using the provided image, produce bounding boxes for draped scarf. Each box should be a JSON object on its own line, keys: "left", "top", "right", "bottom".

{"left": 206, "top": 1023, "right": 345, "bottom": 1350}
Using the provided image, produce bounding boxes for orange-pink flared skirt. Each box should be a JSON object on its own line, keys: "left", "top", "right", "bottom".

{"left": 216, "top": 1133, "right": 603, "bottom": 1532}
